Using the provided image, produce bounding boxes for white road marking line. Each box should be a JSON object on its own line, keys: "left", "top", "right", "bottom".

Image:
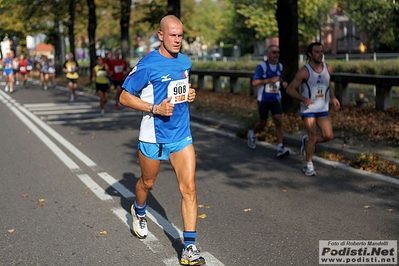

{"left": 98, "top": 173, "right": 182, "bottom": 239}
{"left": 0, "top": 91, "right": 80, "bottom": 171}
{"left": 77, "top": 174, "right": 113, "bottom": 201}
{"left": 24, "top": 102, "right": 98, "bottom": 108}
{"left": 146, "top": 207, "right": 183, "bottom": 240}
{"left": 44, "top": 110, "right": 139, "bottom": 121}
{"left": 11, "top": 100, "right": 99, "bottom": 170}
{"left": 24, "top": 102, "right": 99, "bottom": 110}
{"left": 47, "top": 115, "right": 137, "bottom": 125}
{"left": 111, "top": 207, "right": 165, "bottom": 254}
{"left": 97, "top": 172, "right": 135, "bottom": 199}
{"left": 163, "top": 252, "right": 225, "bottom": 266}
{"left": 32, "top": 108, "right": 100, "bottom": 115}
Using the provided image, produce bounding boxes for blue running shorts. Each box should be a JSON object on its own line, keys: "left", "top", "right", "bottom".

{"left": 138, "top": 136, "right": 193, "bottom": 161}
{"left": 301, "top": 111, "right": 329, "bottom": 118}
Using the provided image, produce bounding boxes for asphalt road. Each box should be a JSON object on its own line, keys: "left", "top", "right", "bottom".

{"left": 0, "top": 81, "right": 398, "bottom": 266}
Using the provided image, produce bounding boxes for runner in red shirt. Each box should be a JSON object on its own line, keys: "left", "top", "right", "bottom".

{"left": 110, "top": 50, "right": 129, "bottom": 109}
{"left": 18, "top": 54, "right": 29, "bottom": 88}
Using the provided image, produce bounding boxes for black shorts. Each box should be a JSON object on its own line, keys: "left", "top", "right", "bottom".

{"left": 258, "top": 100, "right": 282, "bottom": 120}
{"left": 112, "top": 80, "right": 124, "bottom": 88}
{"left": 96, "top": 83, "right": 110, "bottom": 93}
{"left": 67, "top": 78, "right": 78, "bottom": 84}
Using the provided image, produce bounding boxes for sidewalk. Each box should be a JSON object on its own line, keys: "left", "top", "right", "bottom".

{"left": 189, "top": 104, "right": 399, "bottom": 185}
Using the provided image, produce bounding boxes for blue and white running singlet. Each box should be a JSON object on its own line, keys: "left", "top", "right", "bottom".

{"left": 3, "top": 58, "right": 13, "bottom": 76}
{"left": 252, "top": 60, "right": 283, "bottom": 102}
{"left": 300, "top": 62, "right": 331, "bottom": 115}
{"left": 122, "top": 49, "right": 192, "bottom": 143}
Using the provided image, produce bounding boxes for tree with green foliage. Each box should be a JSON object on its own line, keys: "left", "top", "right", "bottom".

{"left": 235, "top": 0, "right": 335, "bottom": 49}
{"left": 342, "top": 0, "right": 399, "bottom": 51}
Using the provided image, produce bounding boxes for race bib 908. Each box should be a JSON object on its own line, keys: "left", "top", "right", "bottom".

{"left": 167, "top": 78, "right": 189, "bottom": 104}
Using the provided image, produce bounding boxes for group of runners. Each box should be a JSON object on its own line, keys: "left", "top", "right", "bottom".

{"left": 92, "top": 50, "right": 129, "bottom": 115}
{"left": 1, "top": 49, "right": 129, "bottom": 112}
{"left": 0, "top": 51, "right": 35, "bottom": 92}
{"left": 0, "top": 51, "right": 59, "bottom": 92}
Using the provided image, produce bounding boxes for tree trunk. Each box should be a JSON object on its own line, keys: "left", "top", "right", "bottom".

{"left": 120, "top": 0, "right": 131, "bottom": 66}
{"left": 68, "top": 0, "right": 76, "bottom": 58}
{"left": 276, "top": 0, "right": 299, "bottom": 113}
{"left": 87, "top": 0, "right": 96, "bottom": 79}
{"left": 53, "top": 19, "right": 62, "bottom": 74}
{"left": 167, "top": 0, "right": 180, "bottom": 18}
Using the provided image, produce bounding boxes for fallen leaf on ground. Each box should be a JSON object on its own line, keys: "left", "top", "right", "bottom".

{"left": 198, "top": 214, "right": 207, "bottom": 219}
{"left": 364, "top": 205, "right": 370, "bottom": 209}
{"left": 197, "top": 205, "right": 204, "bottom": 208}
{"left": 38, "top": 199, "right": 45, "bottom": 203}
{"left": 282, "top": 189, "right": 287, "bottom": 193}
{"left": 8, "top": 229, "right": 15, "bottom": 233}
{"left": 21, "top": 194, "right": 28, "bottom": 198}
{"left": 244, "top": 208, "right": 252, "bottom": 212}
{"left": 99, "top": 231, "right": 108, "bottom": 235}
{"left": 387, "top": 209, "right": 393, "bottom": 212}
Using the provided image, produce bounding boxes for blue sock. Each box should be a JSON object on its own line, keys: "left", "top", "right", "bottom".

{"left": 134, "top": 200, "right": 146, "bottom": 216}
{"left": 183, "top": 231, "right": 196, "bottom": 248}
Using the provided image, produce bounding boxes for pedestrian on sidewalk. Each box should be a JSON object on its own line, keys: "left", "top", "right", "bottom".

{"left": 92, "top": 56, "right": 110, "bottom": 116}
{"left": 119, "top": 15, "right": 206, "bottom": 266}
{"left": 286, "top": 42, "right": 340, "bottom": 176}
{"left": 63, "top": 52, "right": 79, "bottom": 101}
{"left": 247, "top": 44, "right": 290, "bottom": 157}
{"left": 109, "top": 50, "right": 128, "bottom": 109}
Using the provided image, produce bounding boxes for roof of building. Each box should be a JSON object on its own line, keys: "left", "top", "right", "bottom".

{"left": 36, "top": 43, "right": 53, "bottom": 52}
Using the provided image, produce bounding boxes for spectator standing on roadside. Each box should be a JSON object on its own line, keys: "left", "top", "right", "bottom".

{"left": 286, "top": 42, "right": 340, "bottom": 176}
{"left": 119, "top": 15, "right": 206, "bottom": 266}
{"left": 92, "top": 56, "right": 110, "bottom": 116}
{"left": 247, "top": 45, "right": 290, "bottom": 157}
{"left": 63, "top": 52, "right": 79, "bottom": 101}
{"left": 110, "top": 50, "right": 128, "bottom": 109}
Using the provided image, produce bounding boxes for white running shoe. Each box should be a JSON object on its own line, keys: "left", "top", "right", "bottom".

{"left": 300, "top": 134, "right": 308, "bottom": 157}
{"left": 277, "top": 146, "right": 290, "bottom": 157}
{"left": 303, "top": 164, "right": 316, "bottom": 176}
{"left": 100, "top": 109, "right": 105, "bottom": 116}
{"left": 5, "top": 86, "right": 9, "bottom": 92}
{"left": 247, "top": 130, "right": 256, "bottom": 149}
{"left": 180, "top": 244, "right": 206, "bottom": 266}
{"left": 130, "top": 205, "right": 148, "bottom": 239}
{"left": 70, "top": 95, "right": 74, "bottom": 102}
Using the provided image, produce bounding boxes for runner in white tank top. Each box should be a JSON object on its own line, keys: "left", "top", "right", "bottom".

{"left": 286, "top": 42, "right": 341, "bottom": 176}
